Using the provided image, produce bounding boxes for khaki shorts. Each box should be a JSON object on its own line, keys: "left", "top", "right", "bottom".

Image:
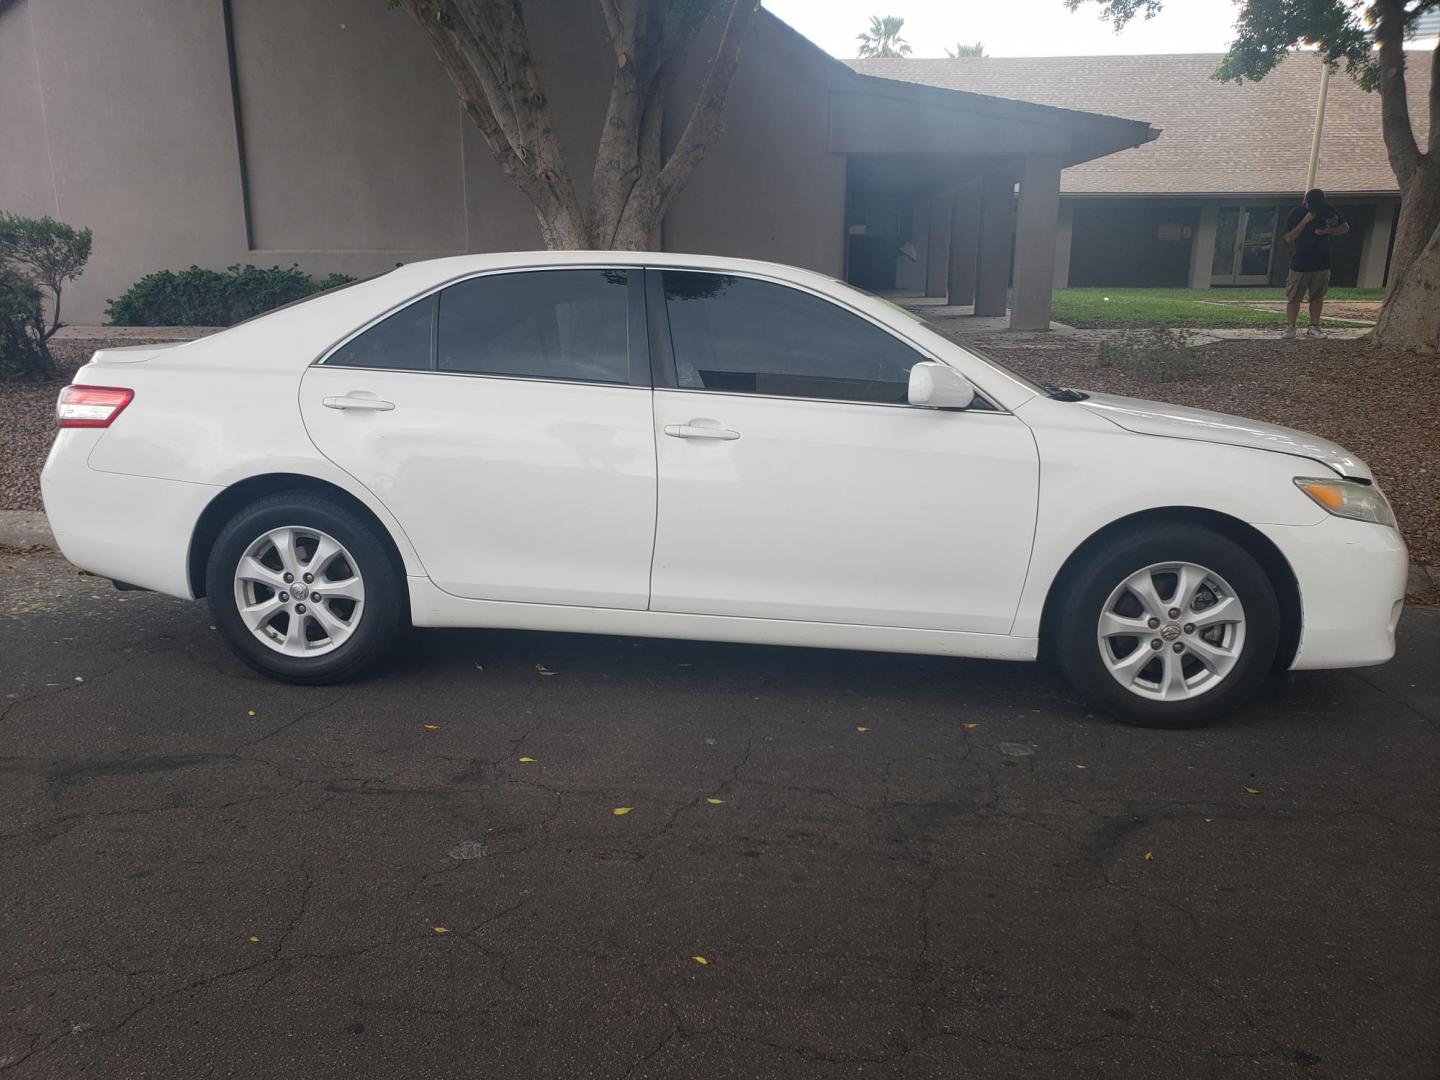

{"left": 1286, "top": 268, "right": 1330, "bottom": 303}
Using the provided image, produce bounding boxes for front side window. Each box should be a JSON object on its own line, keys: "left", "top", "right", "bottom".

{"left": 438, "top": 269, "right": 630, "bottom": 384}
{"left": 327, "top": 295, "right": 433, "bottom": 370}
{"left": 661, "top": 271, "right": 921, "bottom": 404}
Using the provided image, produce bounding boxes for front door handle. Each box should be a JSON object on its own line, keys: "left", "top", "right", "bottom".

{"left": 664, "top": 422, "right": 740, "bottom": 441}
{"left": 323, "top": 395, "right": 395, "bottom": 412}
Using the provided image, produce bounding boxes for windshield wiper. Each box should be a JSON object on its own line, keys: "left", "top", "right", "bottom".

{"left": 1040, "top": 382, "right": 1089, "bottom": 402}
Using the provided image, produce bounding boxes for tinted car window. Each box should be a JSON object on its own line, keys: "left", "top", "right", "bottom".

{"left": 327, "top": 295, "right": 433, "bottom": 370}
{"left": 438, "top": 269, "right": 629, "bottom": 384}
{"left": 661, "top": 271, "right": 920, "bottom": 404}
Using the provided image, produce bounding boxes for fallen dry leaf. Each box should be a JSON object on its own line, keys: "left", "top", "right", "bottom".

{"left": 248, "top": 935, "right": 260, "bottom": 943}
{"left": 962, "top": 722, "right": 979, "bottom": 730}
{"left": 73, "top": 676, "right": 83, "bottom": 683}
{"left": 247, "top": 710, "right": 256, "bottom": 717}
{"left": 691, "top": 955, "right": 710, "bottom": 966}
{"left": 612, "top": 807, "right": 633, "bottom": 816}
{"left": 1143, "top": 851, "right": 1154, "bottom": 861}
{"left": 856, "top": 726, "right": 871, "bottom": 733}
{"left": 518, "top": 756, "right": 536, "bottom": 764}
{"left": 422, "top": 724, "right": 440, "bottom": 732}
{"left": 1075, "top": 764, "right": 1088, "bottom": 769}
{"left": 705, "top": 798, "right": 724, "bottom": 805}
{"left": 535, "top": 663, "right": 557, "bottom": 676}
{"left": 433, "top": 926, "right": 450, "bottom": 934}
{"left": 1204, "top": 817, "right": 1214, "bottom": 822}
{"left": 1244, "top": 787, "right": 1261, "bottom": 795}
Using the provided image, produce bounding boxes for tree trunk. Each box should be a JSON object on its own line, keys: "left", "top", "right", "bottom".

{"left": 1369, "top": 9, "right": 1439, "bottom": 351}
{"left": 1374, "top": 184, "right": 1440, "bottom": 352}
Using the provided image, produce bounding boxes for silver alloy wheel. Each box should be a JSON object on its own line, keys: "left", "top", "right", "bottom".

{"left": 232, "top": 525, "right": 366, "bottom": 657}
{"left": 1096, "top": 561, "right": 1247, "bottom": 702}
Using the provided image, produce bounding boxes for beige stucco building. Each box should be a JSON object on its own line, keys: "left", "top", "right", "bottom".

{"left": 1, "top": 0, "right": 1154, "bottom": 327}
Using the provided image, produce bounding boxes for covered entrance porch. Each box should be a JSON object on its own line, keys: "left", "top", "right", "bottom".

{"left": 832, "top": 79, "right": 1157, "bottom": 330}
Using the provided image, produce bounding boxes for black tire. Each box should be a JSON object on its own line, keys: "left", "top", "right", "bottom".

{"left": 1053, "top": 525, "right": 1280, "bottom": 729}
{"left": 205, "top": 492, "right": 406, "bottom": 684}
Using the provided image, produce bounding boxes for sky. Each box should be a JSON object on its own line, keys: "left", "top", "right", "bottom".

{"left": 762, "top": 0, "right": 1245, "bottom": 58}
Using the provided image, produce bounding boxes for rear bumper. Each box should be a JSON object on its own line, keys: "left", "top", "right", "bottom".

{"left": 41, "top": 431, "right": 218, "bottom": 600}
{"left": 1256, "top": 517, "right": 1408, "bottom": 671}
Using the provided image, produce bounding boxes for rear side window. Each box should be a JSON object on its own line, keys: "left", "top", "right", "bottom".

{"left": 660, "top": 271, "right": 921, "bottom": 404}
{"left": 327, "top": 296, "right": 433, "bottom": 370}
{"left": 437, "top": 269, "right": 630, "bottom": 384}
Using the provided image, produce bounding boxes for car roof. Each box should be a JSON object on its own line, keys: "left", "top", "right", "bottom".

{"left": 381, "top": 250, "right": 840, "bottom": 291}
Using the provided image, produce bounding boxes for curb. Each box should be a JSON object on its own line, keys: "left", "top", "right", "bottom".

{"left": 0, "top": 510, "right": 55, "bottom": 550}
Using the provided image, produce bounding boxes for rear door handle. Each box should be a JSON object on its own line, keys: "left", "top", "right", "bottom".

{"left": 323, "top": 395, "right": 395, "bottom": 412}
{"left": 664, "top": 423, "right": 740, "bottom": 441}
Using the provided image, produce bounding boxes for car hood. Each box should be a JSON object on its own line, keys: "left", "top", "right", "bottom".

{"left": 1077, "top": 391, "right": 1372, "bottom": 480}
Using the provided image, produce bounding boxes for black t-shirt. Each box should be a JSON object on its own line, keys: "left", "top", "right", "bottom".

{"left": 1287, "top": 203, "right": 1345, "bottom": 272}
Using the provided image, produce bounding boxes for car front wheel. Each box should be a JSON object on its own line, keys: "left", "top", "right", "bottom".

{"left": 1054, "top": 525, "right": 1281, "bottom": 728}
{"left": 205, "top": 493, "right": 405, "bottom": 684}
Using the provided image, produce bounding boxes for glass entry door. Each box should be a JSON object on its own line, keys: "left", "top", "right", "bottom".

{"left": 1211, "top": 206, "right": 1278, "bottom": 285}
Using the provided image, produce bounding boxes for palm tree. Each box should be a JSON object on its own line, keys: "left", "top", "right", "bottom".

{"left": 944, "top": 41, "right": 986, "bottom": 58}
{"left": 856, "top": 16, "right": 912, "bottom": 59}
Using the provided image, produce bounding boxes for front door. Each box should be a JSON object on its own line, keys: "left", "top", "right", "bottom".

{"left": 1211, "top": 206, "right": 1278, "bottom": 285}
{"left": 300, "top": 268, "right": 657, "bottom": 608}
{"left": 646, "top": 270, "right": 1039, "bottom": 635}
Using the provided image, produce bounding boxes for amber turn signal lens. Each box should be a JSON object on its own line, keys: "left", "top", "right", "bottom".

{"left": 1297, "top": 481, "right": 1346, "bottom": 510}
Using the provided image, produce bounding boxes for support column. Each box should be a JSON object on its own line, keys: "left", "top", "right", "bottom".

{"left": 974, "top": 171, "right": 1016, "bottom": 318}
{"left": 1052, "top": 200, "right": 1073, "bottom": 290}
{"left": 1188, "top": 202, "right": 1219, "bottom": 288}
{"left": 1357, "top": 199, "right": 1397, "bottom": 287}
{"left": 895, "top": 199, "right": 929, "bottom": 293}
{"left": 947, "top": 180, "right": 980, "bottom": 306}
{"left": 1011, "top": 154, "right": 1062, "bottom": 331}
{"left": 925, "top": 192, "right": 952, "bottom": 298}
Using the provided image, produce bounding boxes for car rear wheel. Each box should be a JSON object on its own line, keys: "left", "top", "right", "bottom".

{"left": 206, "top": 493, "right": 405, "bottom": 684}
{"left": 1054, "top": 525, "right": 1280, "bottom": 728}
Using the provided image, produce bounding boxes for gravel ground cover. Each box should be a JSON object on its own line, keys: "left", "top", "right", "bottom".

{"left": 972, "top": 333, "right": 1438, "bottom": 565}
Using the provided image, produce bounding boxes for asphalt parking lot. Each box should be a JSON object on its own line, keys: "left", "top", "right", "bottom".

{"left": 1, "top": 548, "right": 1436, "bottom": 1079}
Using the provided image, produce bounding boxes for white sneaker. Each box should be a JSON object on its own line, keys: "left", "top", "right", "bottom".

{"left": 1281, "top": 326, "right": 1296, "bottom": 339}
{"left": 1306, "top": 325, "right": 1325, "bottom": 338}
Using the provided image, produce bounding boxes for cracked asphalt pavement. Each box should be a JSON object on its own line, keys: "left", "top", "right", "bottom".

{"left": 1, "top": 548, "right": 1437, "bottom": 1079}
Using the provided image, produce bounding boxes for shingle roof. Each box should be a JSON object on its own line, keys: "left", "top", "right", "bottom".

{"left": 850, "top": 52, "right": 1431, "bottom": 196}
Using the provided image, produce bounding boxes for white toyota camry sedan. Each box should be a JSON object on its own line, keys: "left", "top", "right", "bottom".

{"left": 42, "top": 252, "right": 1407, "bottom": 727}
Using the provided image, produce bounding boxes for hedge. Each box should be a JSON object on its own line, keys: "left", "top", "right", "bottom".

{"left": 106, "top": 264, "right": 356, "bottom": 326}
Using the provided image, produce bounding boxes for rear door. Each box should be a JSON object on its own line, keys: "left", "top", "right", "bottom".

{"left": 645, "top": 268, "right": 1039, "bottom": 634}
{"left": 299, "top": 267, "right": 657, "bottom": 608}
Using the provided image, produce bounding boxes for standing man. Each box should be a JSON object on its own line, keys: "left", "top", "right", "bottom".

{"left": 1281, "top": 188, "right": 1349, "bottom": 339}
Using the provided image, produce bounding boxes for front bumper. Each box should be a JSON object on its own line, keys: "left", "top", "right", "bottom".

{"left": 1256, "top": 516, "right": 1408, "bottom": 671}
{"left": 41, "top": 430, "right": 218, "bottom": 600}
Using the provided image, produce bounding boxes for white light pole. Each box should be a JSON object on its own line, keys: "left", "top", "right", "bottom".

{"left": 1305, "top": 60, "right": 1331, "bottom": 191}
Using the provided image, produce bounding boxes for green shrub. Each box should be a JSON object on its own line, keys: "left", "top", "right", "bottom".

{"left": 0, "top": 267, "right": 54, "bottom": 381}
{"left": 1096, "top": 327, "right": 1206, "bottom": 383}
{"left": 106, "top": 264, "right": 357, "bottom": 327}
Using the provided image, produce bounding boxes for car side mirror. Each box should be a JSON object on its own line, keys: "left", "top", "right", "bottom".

{"left": 907, "top": 361, "right": 975, "bottom": 409}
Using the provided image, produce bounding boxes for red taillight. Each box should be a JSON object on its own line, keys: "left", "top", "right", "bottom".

{"left": 57, "top": 384, "right": 134, "bottom": 428}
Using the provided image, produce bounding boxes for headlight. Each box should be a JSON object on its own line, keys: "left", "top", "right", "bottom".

{"left": 1294, "top": 477, "right": 1397, "bottom": 528}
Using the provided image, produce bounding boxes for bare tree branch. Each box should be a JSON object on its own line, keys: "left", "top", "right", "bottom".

{"left": 655, "top": 0, "right": 759, "bottom": 214}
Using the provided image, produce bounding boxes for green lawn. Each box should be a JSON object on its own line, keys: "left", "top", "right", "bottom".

{"left": 1048, "top": 287, "right": 1385, "bottom": 328}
